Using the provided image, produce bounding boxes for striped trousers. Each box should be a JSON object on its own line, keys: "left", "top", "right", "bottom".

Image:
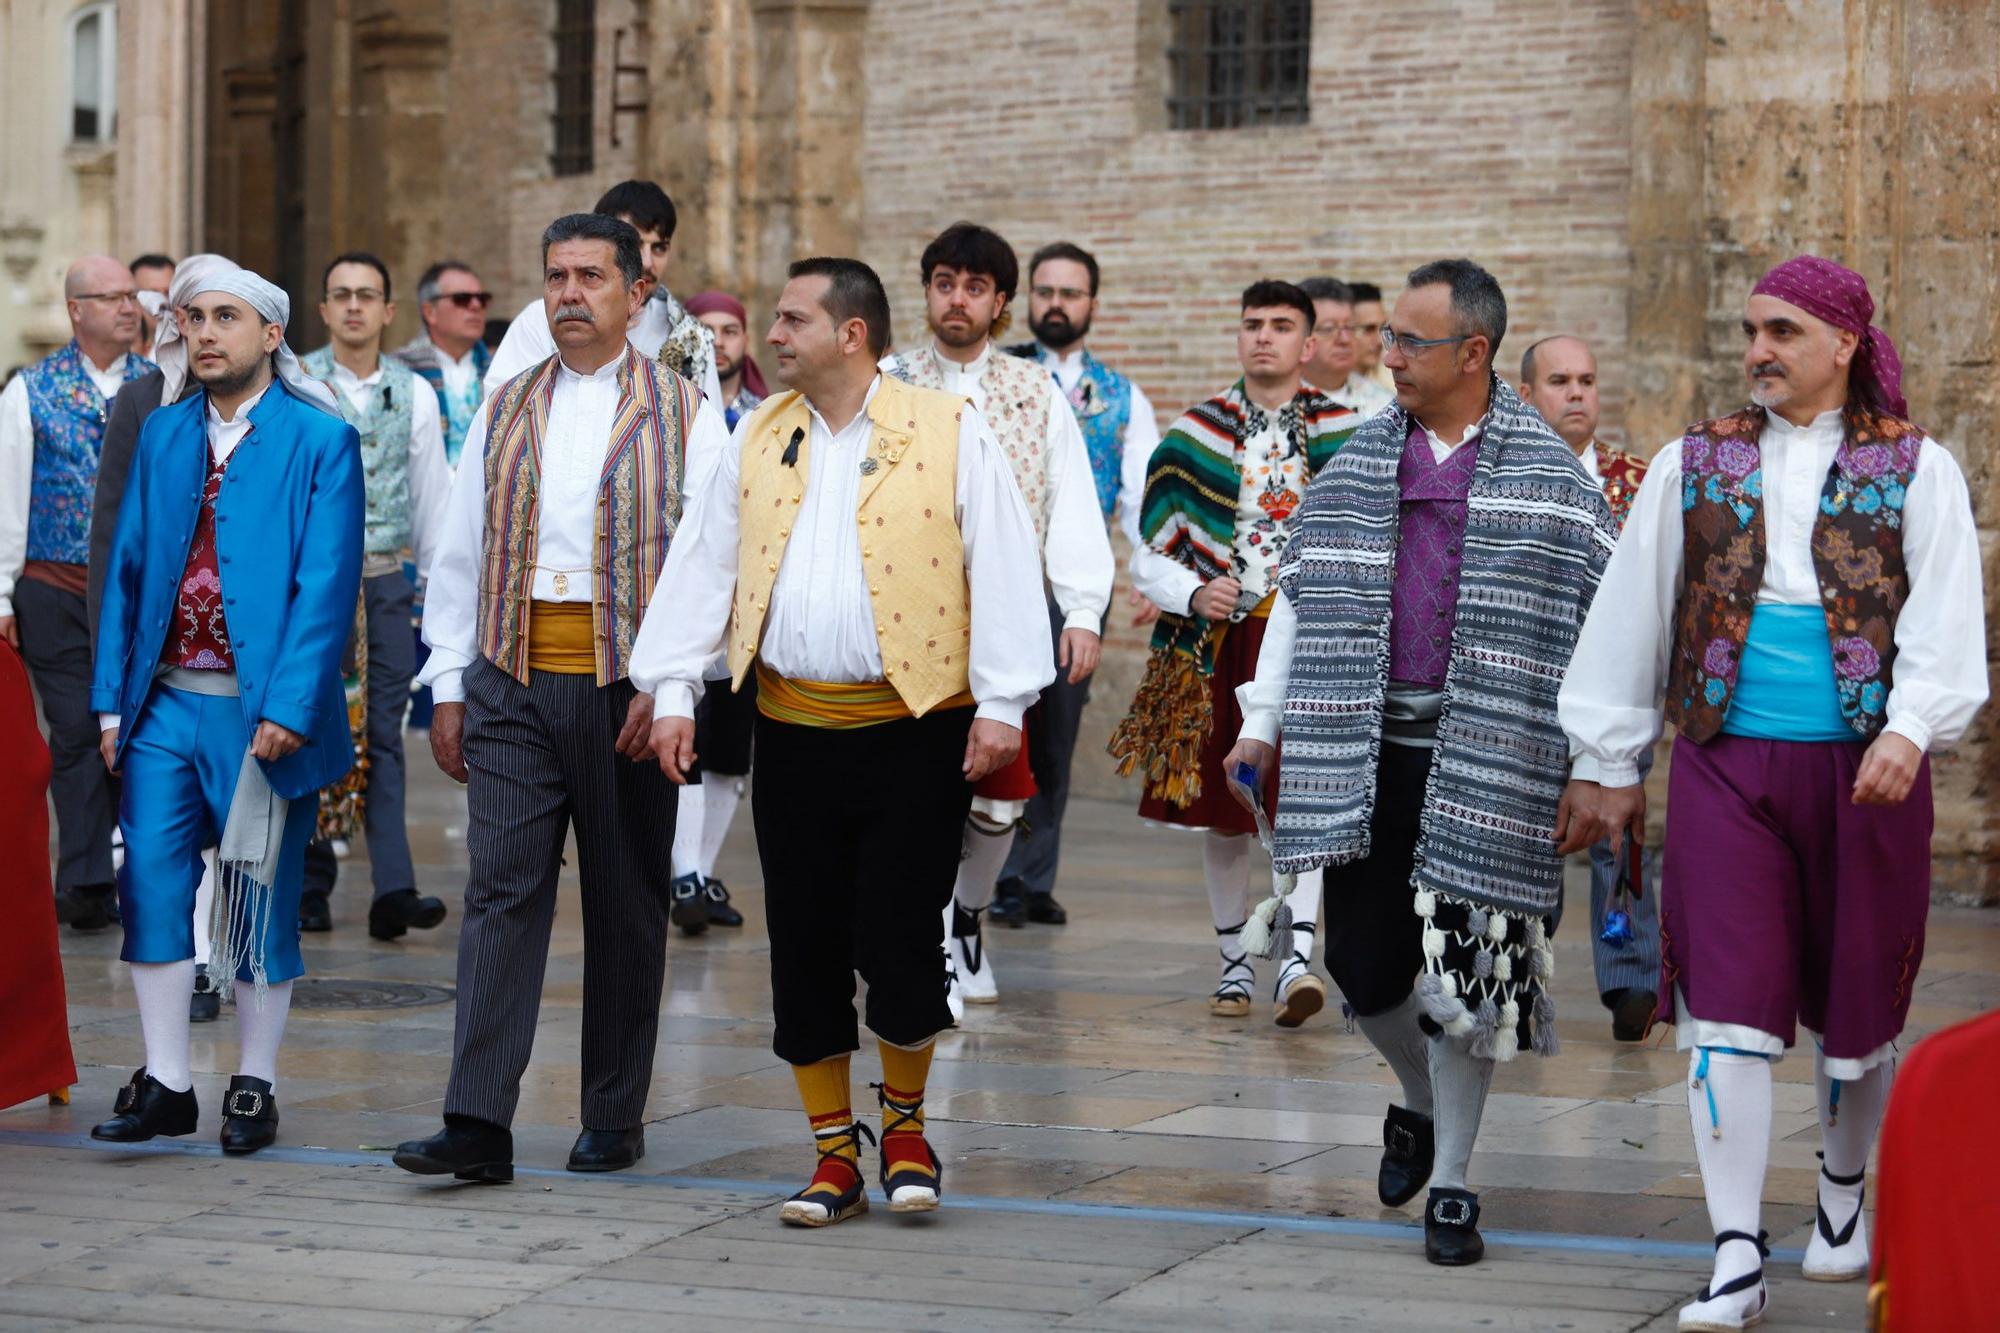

{"left": 443, "top": 656, "right": 674, "bottom": 1130}
{"left": 1552, "top": 752, "right": 1662, "bottom": 1000}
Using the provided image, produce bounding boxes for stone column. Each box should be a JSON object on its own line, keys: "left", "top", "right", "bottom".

{"left": 352, "top": 3, "right": 452, "bottom": 349}
{"left": 115, "top": 0, "right": 200, "bottom": 261}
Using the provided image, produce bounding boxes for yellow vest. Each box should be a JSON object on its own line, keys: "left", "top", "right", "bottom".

{"left": 728, "top": 380, "right": 972, "bottom": 717}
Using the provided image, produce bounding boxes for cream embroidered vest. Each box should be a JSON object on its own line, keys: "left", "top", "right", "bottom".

{"left": 728, "top": 379, "right": 973, "bottom": 716}
{"left": 891, "top": 344, "right": 1052, "bottom": 544}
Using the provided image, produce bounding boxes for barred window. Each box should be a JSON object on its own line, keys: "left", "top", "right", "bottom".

{"left": 551, "top": 0, "right": 597, "bottom": 176}
{"left": 1166, "top": 0, "right": 1311, "bottom": 130}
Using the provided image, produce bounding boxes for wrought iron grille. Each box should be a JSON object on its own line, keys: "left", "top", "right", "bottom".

{"left": 551, "top": 0, "right": 598, "bottom": 176}
{"left": 1166, "top": 0, "right": 1311, "bottom": 130}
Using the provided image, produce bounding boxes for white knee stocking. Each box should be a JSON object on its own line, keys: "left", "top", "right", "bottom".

{"left": 1809, "top": 1049, "right": 1891, "bottom": 1278}
{"left": 1688, "top": 1049, "right": 1773, "bottom": 1291}
{"left": 1282, "top": 866, "right": 1322, "bottom": 933}
{"left": 236, "top": 979, "right": 294, "bottom": 1087}
{"left": 192, "top": 851, "right": 215, "bottom": 967}
{"left": 131, "top": 960, "right": 197, "bottom": 1092}
{"left": 953, "top": 815, "right": 1016, "bottom": 914}
{"left": 697, "top": 776, "right": 741, "bottom": 878}
{"left": 1203, "top": 831, "right": 1251, "bottom": 931}
{"left": 671, "top": 783, "right": 706, "bottom": 879}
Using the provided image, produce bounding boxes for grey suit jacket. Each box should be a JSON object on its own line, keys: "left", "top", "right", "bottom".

{"left": 87, "top": 369, "right": 170, "bottom": 649}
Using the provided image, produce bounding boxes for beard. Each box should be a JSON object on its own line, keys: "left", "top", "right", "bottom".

{"left": 1031, "top": 308, "right": 1090, "bottom": 350}
{"left": 1748, "top": 363, "right": 1787, "bottom": 408}
{"left": 192, "top": 353, "right": 263, "bottom": 398}
{"left": 931, "top": 311, "right": 990, "bottom": 350}
{"left": 713, "top": 350, "right": 738, "bottom": 378}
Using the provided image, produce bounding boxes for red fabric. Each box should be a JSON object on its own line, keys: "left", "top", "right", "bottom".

{"left": 162, "top": 451, "right": 235, "bottom": 670}
{"left": 0, "top": 640, "right": 77, "bottom": 1109}
{"left": 1751, "top": 255, "right": 1906, "bottom": 417}
{"left": 685, "top": 288, "right": 768, "bottom": 399}
{"left": 1870, "top": 1008, "right": 2000, "bottom": 1331}
{"left": 1137, "top": 612, "right": 1279, "bottom": 836}
{"left": 973, "top": 703, "right": 1039, "bottom": 801}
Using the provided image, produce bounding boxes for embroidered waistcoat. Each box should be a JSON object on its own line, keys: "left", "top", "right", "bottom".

{"left": 395, "top": 334, "right": 490, "bottom": 466}
{"left": 302, "top": 348, "right": 417, "bottom": 554}
{"left": 1011, "top": 343, "right": 1133, "bottom": 520}
{"left": 1665, "top": 406, "right": 1922, "bottom": 743}
{"left": 476, "top": 348, "right": 693, "bottom": 686}
{"left": 24, "top": 340, "right": 153, "bottom": 563}
{"left": 728, "top": 380, "right": 971, "bottom": 716}
{"left": 891, "top": 346, "right": 1053, "bottom": 543}
{"left": 164, "top": 449, "right": 235, "bottom": 670}
{"left": 1591, "top": 442, "right": 1649, "bottom": 535}
{"left": 1390, "top": 423, "right": 1481, "bottom": 687}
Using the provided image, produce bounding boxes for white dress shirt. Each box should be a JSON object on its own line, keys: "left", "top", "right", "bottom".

{"left": 1035, "top": 341, "right": 1161, "bottom": 553}
{"left": 0, "top": 352, "right": 131, "bottom": 617}
{"left": 1576, "top": 438, "right": 1602, "bottom": 484}
{"left": 417, "top": 354, "right": 734, "bottom": 704}
{"left": 920, "top": 340, "right": 1114, "bottom": 631}
{"left": 436, "top": 343, "right": 481, "bottom": 402}
{"left": 483, "top": 296, "right": 725, "bottom": 407}
{"left": 1324, "top": 370, "right": 1395, "bottom": 419}
{"left": 324, "top": 357, "right": 453, "bottom": 579}
{"left": 1559, "top": 409, "right": 1988, "bottom": 785}
{"left": 628, "top": 374, "right": 1055, "bottom": 731}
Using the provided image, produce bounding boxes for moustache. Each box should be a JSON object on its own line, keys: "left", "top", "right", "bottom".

{"left": 553, "top": 304, "right": 594, "bottom": 326}
{"left": 1750, "top": 362, "right": 1785, "bottom": 379}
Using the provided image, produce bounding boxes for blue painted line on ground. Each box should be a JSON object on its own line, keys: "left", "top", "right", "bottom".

{"left": 0, "top": 1127, "right": 1807, "bottom": 1265}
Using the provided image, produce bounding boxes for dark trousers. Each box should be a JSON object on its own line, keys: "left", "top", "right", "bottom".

{"left": 1322, "top": 742, "right": 1432, "bottom": 1018}
{"left": 443, "top": 656, "right": 674, "bottom": 1129}
{"left": 999, "top": 597, "right": 1091, "bottom": 897}
{"left": 754, "top": 704, "right": 975, "bottom": 1065}
{"left": 303, "top": 569, "right": 418, "bottom": 900}
{"left": 1550, "top": 751, "right": 1661, "bottom": 1000}
{"left": 16, "top": 576, "right": 117, "bottom": 889}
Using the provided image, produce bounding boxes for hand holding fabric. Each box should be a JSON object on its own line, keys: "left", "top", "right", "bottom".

{"left": 1222, "top": 737, "right": 1276, "bottom": 812}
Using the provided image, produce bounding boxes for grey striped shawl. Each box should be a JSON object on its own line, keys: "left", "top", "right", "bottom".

{"left": 1272, "top": 378, "right": 1614, "bottom": 916}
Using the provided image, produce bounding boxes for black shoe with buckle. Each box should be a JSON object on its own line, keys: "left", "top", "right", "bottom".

{"left": 1379, "top": 1103, "right": 1435, "bottom": 1207}
{"left": 219, "top": 1075, "right": 279, "bottom": 1155}
{"left": 669, "top": 873, "right": 710, "bottom": 935}
{"left": 91, "top": 1067, "right": 199, "bottom": 1142}
{"left": 701, "top": 876, "right": 744, "bottom": 928}
{"left": 190, "top": 964, "right": 221, "bottom": 1023}
{"left": 1424, "top": 1187, "right": 1484, "bottom": 1265}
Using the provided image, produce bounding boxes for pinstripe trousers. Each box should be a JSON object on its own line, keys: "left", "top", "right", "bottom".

{"left": 443, "top": 655, "right": 674, "bottom": 1130}
{"left": 1552, "top": 752, "right": 1662, "bottom": 1000}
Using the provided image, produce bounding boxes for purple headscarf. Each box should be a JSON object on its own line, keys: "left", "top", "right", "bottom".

{"left": 1751, "top": 255, "right": 1907, "bottom": 418}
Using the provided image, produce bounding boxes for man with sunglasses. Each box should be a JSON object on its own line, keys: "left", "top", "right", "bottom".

{"left": 397, "top": 260, "right": 494, "bottom": 467}
{"left": 299, "top": 252, "right": 454, "bottom": 941}
{"left": 1226, "top": 259, "right": 1615, "bottom": 1266}
{"left": 0, "top": 254, "right": 154, "bottom": 931}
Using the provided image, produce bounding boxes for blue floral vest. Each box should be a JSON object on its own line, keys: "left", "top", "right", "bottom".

{"left": 303, "top": 347, "right": 417, "bottom": 554}
{"left": 1011, "top": 343, "right": 1133, "bottom": 519}
{"left": 23, "top": 341, "right": 153, "bottom": 564}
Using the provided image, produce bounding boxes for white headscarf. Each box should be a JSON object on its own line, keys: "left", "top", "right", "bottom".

{"left": 158, "top": 260, "right": 340, "bottom": 415}
{"left": 153, "top": 253, "right": 241, "bottom": 404}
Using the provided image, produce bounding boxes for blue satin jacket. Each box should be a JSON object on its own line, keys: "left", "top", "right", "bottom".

{"left": 91, "top": 380, "right": 365, "bottom": 800}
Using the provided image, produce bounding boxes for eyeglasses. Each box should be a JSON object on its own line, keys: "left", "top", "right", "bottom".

{"left": 1381, "top": 327, "right": 1469, "bottom": 357}
{"left": 1031, "top": 285, "right": 1091, "bottom": 302}
{"left": 327, "top": 287, "right": 385, "bottom": 305}
{"left": 1316, "top": 322, "right": 1357, "bottom": 339}
{"left": 73, "top": 290, "right": 139, "bottom": 307}
{"left": 438, "top": 291, "right": 493, "bottom": 309}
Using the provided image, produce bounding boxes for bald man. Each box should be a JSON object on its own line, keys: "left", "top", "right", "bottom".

{"left": 1, "top": 256, "right": 155, "bottom": 930}
{"left": 1517, "top": 334, "right": 1658, "bottom": 1040}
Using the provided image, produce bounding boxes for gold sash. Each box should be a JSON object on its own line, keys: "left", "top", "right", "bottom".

{"left": 526, "top": 601, "right": 596, "bottom": 675}
{"left": 754, "top": 660, "right": 973, "bottom": 730}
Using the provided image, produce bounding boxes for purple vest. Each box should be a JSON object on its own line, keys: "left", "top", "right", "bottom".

{"left": 1389, "top": 420, "right": 1479, "bottom": 687}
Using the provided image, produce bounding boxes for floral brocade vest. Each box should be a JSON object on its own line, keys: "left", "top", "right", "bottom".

{"left": 1665, "top": 405, "right": 1923, "bottom": 743}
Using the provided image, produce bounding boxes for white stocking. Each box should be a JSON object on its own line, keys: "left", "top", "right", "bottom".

{"left": 236, "top": 978, "right": 294, "bottom": 1087}
{"left": 131, "top": 960, "right": 197, "bottom": 1092}
{"left": 1282, "top": 866, "right": 1322, "bottom": 932}
{"left": 671, "top": 782, "right": 705, "bottom": 879}
{"left": 1203, "top": 831, "right": 1251, "bottom": 931}
{"left": 192, "top": 850, "right": 216, "bottom": 967}
{"left": 697, "top": 776, "right": 741, "bottom": 878}
{"left": 953, "top": 815, "right": 1016, "bottom": 914}
{"left": 1688, "top": 1049, "right": 1772, "bottom": 1291}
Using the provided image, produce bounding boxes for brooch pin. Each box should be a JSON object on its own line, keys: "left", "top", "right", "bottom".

{"left": 859, "top": 458, "right": 879, "bottom": 475}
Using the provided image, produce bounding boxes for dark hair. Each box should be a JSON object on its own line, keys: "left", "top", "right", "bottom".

{"left": 592, "top": 180, "right": 677, "bottom": 241}
{"left": 1240, "top": 279, "right": 1316, "bottom": 331}
{"left": 542, "top": 214, "right": 645, "bottom": 288}
{"left": 1405, "top": 258, "right": 1507, "bottom": 368}
{"left": 417, "top": 259, "right": 479, "bottom": 306}
{"left": 1027, "top": 241, "right": 1100, "bottom": 296}
{"left": 789, "top": 256, "right": 892, "bottom": 358}
{"left": 1347, "top": 281, "right": 1384, "bottom": 304}
{"left": 322, "top": 250, "right": 392, "bottom": 300}
{"left": 920, "top": 222, "right": 1019, "bottom": 301}
{"left": 1297, "top": 276, "right": 1355, "bottom": 307}
{"left": 130, "top": 253, "right": 175, "bottom": 275}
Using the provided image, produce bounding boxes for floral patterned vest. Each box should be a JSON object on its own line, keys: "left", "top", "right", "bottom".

{"left": 1665, "top": 405, "right": 1923, "bottom": 743}
{"left": 890, "top": 344, "right": 1053, "bottom": 543}
{"left": 23, "top": 340, "right": 154, "bottom": 563}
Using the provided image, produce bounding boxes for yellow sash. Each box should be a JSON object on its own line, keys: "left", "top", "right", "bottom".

{"left": 526, "top": 601, "right": 596, "bottom": 675}
{"left": 754, "top": 661, "right": 973, "bottom": 730}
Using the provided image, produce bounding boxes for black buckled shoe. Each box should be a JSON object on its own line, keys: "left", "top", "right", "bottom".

{"left": 669, "top": 873, "right": 710, "bottom": 935}
{"left": 701, "top": 876, "right": 744, "bottom": 928}
{"left": 567, "top": 1125, "right": 645, "bottom": 1173}
{"left": 219, "top": 1075, "right": 279, "bottom": 1155}
{"left": 190, "top": 964, "right": 221, "bottom": 1023}
{"left": 1424, "top": 1188, "right": 1484, "bottom": 1265}
{"left": 91, "top": 1068, "right": 198, "bottom": 1142}
{"left": 393, "top": 1115, "right": 515, "bottom": 1183}
{"left": 1378, "top": 1103, "right": 1435, "bottom": 1207}
{"left": 368, "top": 888, "right": 448, "bottom": 941}
{"left": 298, "top": 891, "right": 333, "bottom": 933}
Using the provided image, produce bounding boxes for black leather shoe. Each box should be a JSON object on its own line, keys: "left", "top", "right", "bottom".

{"left": 669, "top": 873, "right": 709, "bottom": 935}
{"left": 91, "top": 1068, "right": 198, "bottom": 1142}
{"left": 1025, "top": 892, "right": 1067, "bottom": 925}
{"left": 1378, "top": 1103, "right": 1435, "bottom": 1206}
{"left": 567, "top": 1125, "right": 645, "bottom": 1173}
{"left": 58, "top": 884, "right": 117, "bottom": 931}
{"left": 987, "top": 878, "right": 1027, "bottom": 929}
{"left": 1424, "top": 1188, "right": 1484, "bottom": 1265}
{"left": 1610, "top": 988, "right": 1658, "bottom": 1043}
{"left": 219, "top": 1075, "right": 279, "bottom": 1155}
{"left": 701, "top": 877, "right": 744, "bottom": 928}
{"left": 369, "top": 888, "right": 448, "bottom": 941}
{"left": 299, "top": 892, "right": 332, "bottom": 933}
{"left": 190, "top": 964, "right": 221, "bottom": 1023}
{"left": 393, "top": 1115, "right": 515, "bottom": 1183}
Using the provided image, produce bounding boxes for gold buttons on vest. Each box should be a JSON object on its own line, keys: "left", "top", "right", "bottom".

{"left": 863, "top": 547, "right": 873, "bottom": 558}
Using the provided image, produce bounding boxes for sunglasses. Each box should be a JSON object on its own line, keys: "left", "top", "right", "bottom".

{"left": 437, "top": 291, "right": 493, "bottom": 309}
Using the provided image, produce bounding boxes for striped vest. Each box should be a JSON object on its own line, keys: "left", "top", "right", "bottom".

{"left": 476, "top": 347, "right": 693, "bottom": 685}
{"left": 302, "top": 347, "right": 418, "bottom": 554}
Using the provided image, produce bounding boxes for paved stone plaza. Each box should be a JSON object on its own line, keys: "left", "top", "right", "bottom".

{"left": 10, "top": 760, "right": 1991, "bottom": 1329}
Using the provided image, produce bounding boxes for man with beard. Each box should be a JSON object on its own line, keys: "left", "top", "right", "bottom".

{"left": 1516, "top": 334, "right": 1660, "bottom": 1042}
{"left": 484, "top": 181, "right": 723, "bottom": 407}
{"left": 690, "top": 290, "right": 767, "bottom": 429}
{"left": 1562, "top": 256, "right": 1985, "bottom": 1329}
{"left": 993, "top": 241, "right": 1160, "bottom": 934}
{"left": 1299, "top": 276, "right": 1393, "bottom": 417}
{"left": 90, "top": 268, "right": 362, "bottom": 1154}
{"left": 884, "top": 223, "right": 1114, "bottom": 1019}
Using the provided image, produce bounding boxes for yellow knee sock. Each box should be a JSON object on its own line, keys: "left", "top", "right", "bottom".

{"left": 792, "top": 1054, "right": 857, "bottom": 1169}
{"left": 876, "top": 1037, "right": 933, "bottom": 1137}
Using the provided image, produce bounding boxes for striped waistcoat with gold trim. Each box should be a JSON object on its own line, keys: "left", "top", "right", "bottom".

{"left": 477, "top": 346, "right": 693, "bottom": 685}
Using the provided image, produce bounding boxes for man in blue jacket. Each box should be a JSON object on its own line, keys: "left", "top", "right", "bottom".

{"left": 88, "top": 268, "right": 363, "bottom": 1155}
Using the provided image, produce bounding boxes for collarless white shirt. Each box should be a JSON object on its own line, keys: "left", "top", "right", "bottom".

{"left": 207, "top": 381, "right": 272, "bottom": 464}
{"left": 1575, "top": 438, "right": 1602, "bottom": 483}
{"left": 323, "top": 356, "right": 453, "bottom": 577}
{"left": 0, "top": 351, "right": 133, "bottom": 614}
{"left": 1560, "top": 407, "right": 1989, "bottom": 783}
{"left": 483, "top": 295, "right": 724, "bottom": 406}
{"left": 1325, "top": 370, "right": 1395, "bottom": 419}
{"left": 415, "top": 352, "right": 733, "bottom": 703}
{"left": 436, "top": 342, "right": 481, "bottom": 401}
{"left": 628, "top": 373, "right": 1054, "bottom": 730}
{"left": 1413, "top": 414, "right": 1485, "bottom": 465}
